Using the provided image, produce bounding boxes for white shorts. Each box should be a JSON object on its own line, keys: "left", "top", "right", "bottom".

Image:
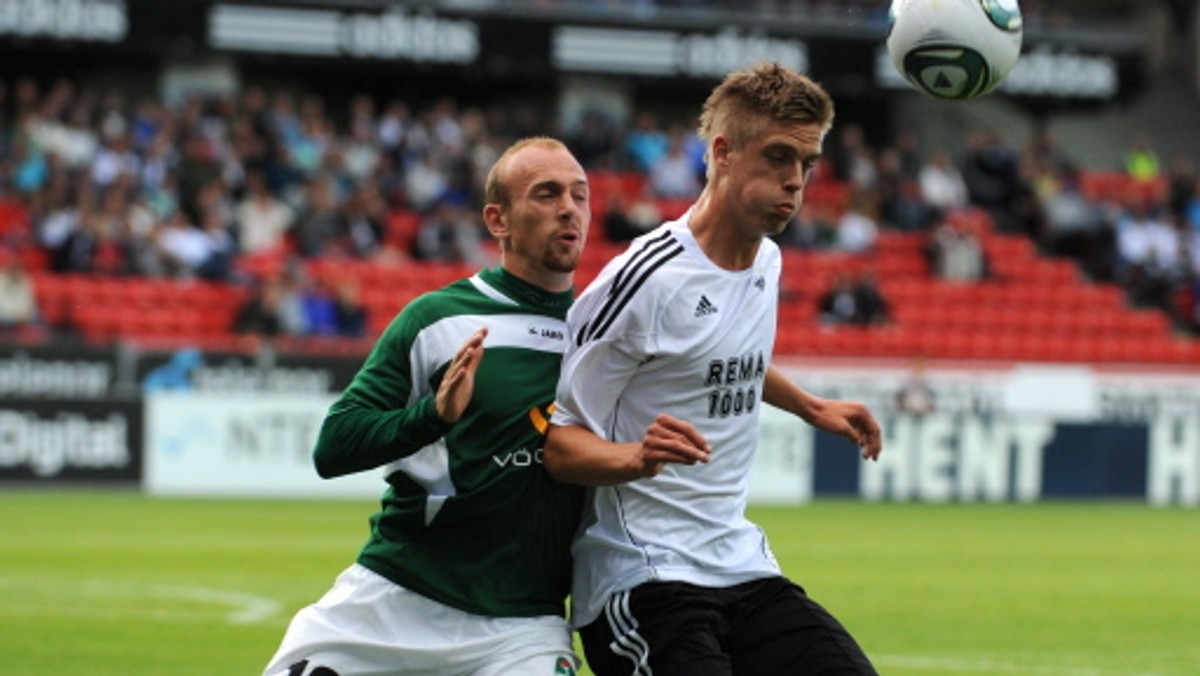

{"left": 263, "top": 564, "right": 579, "bottom": 676}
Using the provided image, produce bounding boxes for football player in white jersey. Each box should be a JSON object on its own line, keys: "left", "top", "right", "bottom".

{"left": 546, "top": 63, "right": 883, "bottom": 675}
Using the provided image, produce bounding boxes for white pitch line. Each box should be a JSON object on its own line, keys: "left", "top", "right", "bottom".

{"left": 82, "top": 579, "right": 282, "bottom": 625}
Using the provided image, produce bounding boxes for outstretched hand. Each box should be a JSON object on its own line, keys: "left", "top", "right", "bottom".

{"left": 810, "top": 399, "right": 882, "bottom": 461}
{"left": 633, "top": 414, "right": 711, "bottom": 478}
{"left": 436, "top": 327, "right": 488, "bottom": 424}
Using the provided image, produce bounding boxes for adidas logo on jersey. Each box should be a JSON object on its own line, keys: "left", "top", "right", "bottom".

{"left": 694, "top": 295, "right": 718, "bottom": 318}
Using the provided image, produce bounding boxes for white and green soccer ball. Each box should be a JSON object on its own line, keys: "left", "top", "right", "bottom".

{"left": 887, "top": 0, "right": 1023, "bottom": 100}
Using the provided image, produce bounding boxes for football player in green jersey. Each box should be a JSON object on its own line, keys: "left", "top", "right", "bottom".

{"left": 264, "top": 137, "right": 589, "bottom": 676}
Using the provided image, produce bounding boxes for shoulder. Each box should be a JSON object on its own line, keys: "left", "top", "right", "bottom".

{"left": 379, "top": 278, "right": 479, "bottom": 338}
{"left": 592, "top": 225, "right": 690, "bottom": 292}
{"left": 571, "top": 229, "right": 693, "bottom": 344}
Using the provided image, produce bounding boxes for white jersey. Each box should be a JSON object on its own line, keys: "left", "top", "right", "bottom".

{"left": 552, "top": 215, "right": 783, "bottom": 628}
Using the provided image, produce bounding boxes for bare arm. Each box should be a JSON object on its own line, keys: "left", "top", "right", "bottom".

{"left": 544, "top": 414, "right": 711, "bottom": 486}
{"left": 763, "top": 366, "right": 882, "bottom": 461}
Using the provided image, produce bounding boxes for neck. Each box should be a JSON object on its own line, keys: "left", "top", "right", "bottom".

{"left": 688, "top": 189, "right": 761, "bottom": 271}
{"left": 501, "top": 259, "right": 573, "bottom": 294}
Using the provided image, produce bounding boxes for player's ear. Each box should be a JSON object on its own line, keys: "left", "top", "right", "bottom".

{"left": 483, "top": 203, "right": 509, "bottom": 240}
{"left": 711, "top": 135, "right": 731, "bottom": 171}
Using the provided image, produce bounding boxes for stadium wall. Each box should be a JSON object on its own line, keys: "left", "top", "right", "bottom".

{"left": 2, "top": 345, "right": 1196, "bottom": 506}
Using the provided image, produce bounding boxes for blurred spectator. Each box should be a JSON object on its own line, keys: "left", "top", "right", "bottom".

{"left": 875, "top": 146, "right": 927, "bottom": 231}
{"left": 89, "top": 133, "right": 140, "bottom": 190}
{"left": 604, "top": 186, "right": 662, "bottom": 244}
{"left": 339, "top": 181, "right": 387, "bottom": 258}
{"left": 829, "top": 123, "right": 877, "bottom": 190}
{"left": 340, "top": 97, "right": 382, "bottom": 183}
{"left": 918, "top": 149, "right": 968, "bottom": 216}
{"left": 301, "top": 276, "right": 368, "bottom": 337}
{"left": 404, "top": 152, "right": 450, "bottom": 212}
{"left": 196, "top": 209, "right": 238, "bottom": 281}
{"left": 600, "top": 193, "right": 637, "bottom": 244}
{"left": 649, "top": 128, "right": 702, "bottom": 199}
{"left": 155, "top": 209, "right": 210, "bottom": 278}
{"left": 854, "top": 269, "right": 890, "bottom": 326}
{"left": 894, "top": 357, "right": 936, "bottom": 416}
{"left": 625, "top": 111, "right": 668, "bottom": 173}
{"left": 376, "top": 100, "right": 411, "bottom": 163}
{"left": 777, "top": 202, "right": 838, "bottom": 250}
{"left": 10, "top": 132, "right": 49, "bottom": 195}
{"left": 1115, "top": 200, "right": 1181, "bottom": 310}
{"left": 835, "top": 191, "right": 878, "bottom": 253}
{"left": 1037, "top": 167, "right": 1106, "bottom": 263}
{"left": 961, "top": 130, "right": 1021, "bottom": 233}
{"left": 300, "top": 276, "right": 341, "bottom": 336}
{"left": 235, "top": 170, "right": 294, "bottom": 254}
{"left": 0, "top": 250, "right": 37, "bottom": 328}
{"left": 233, "top": 277, "right": 284, "bottom": 337}
{"left": 30, "top": 174, "right": 80, "bottom": 253}
{"left": 568, "top": 110, "right": 619, "bottom": 169}
{"left": 818, "top": 272, "right": 859, "bottom": 325}
{"left": 1166, "top": 154, "right": 1196, "bottom": 220}
{"left": 818, "top": 270, "right": 889, "bottom": 326}
{"left": 333, "top": 281, "right": 368, "bottom": 337}
{"left": 51, "top": 197, "right": 123, "bottom": 274}
{"left": 234, "top": 274, "right": 307, "bottom": 337}
{"left": 1124, "top": 132, "right": 1160, "bottom": 182}
{"left": 1186, "top": 177, "right": 1200, "bottom": 235}
{"left": 414, "top": 199, "right": 485, "bottom": 263}
{"left": 1180, "top": 277, "right": 1200, "bottom": 335}
{"left": 929, "top": 215, "right": 987, "bottom": 283}
{"left": 292, "top": 173, "right": 342, "bottom": 258}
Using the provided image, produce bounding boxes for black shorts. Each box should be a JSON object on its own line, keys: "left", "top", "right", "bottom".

{"left": 578, "top": 577, "right": 876, "bottom": 676}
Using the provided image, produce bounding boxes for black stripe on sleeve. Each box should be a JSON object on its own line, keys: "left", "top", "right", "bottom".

{"left": 582, "top": 241, "right": 683, "bottom": 345}
{"left": 611, "top": 230, "right": 674, "bottom": 294}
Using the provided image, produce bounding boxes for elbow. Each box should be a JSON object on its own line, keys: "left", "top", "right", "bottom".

{"left": 542, "top": 426, "right": 570, "bottom": 481}
{"left": 311, "top": 421, "right": 344, "bottom": 479}
{"left": 313, "top": 453, "right": 339, "bottom": 480}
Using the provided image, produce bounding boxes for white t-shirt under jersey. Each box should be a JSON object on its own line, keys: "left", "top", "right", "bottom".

{"left": 552, "top": 215, "right": 784, "bottom": 628}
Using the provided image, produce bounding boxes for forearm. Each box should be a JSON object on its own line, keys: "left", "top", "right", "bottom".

{"left": 543, "top": 423, "right": 647, "bottom": 486}
{"left": 763, "top": 365, "right": 883, "bottom": 459}
{"left": 763, "top": 365, "right": 824, "bottom": 424}
{"left": 313, "top": 395, "right": 452, "bottom": 478}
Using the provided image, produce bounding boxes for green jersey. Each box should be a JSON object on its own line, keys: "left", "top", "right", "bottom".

{"left": 313, "top": 267, "right": 584, "bottom": 618}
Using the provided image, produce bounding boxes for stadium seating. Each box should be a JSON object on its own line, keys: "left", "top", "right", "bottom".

{"left": 773, "top": 200, "right": 1198, "bottom": 365}
{"left": 23, "top": 168, "right": 1199, "bottom": 365}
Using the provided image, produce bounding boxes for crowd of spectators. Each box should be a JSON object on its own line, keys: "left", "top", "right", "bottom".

{"left": 1, "top": 71, "right": 1199, "bottom": 344}
{"left": 786, "top": 119, "right": 1200, "bottom": 336}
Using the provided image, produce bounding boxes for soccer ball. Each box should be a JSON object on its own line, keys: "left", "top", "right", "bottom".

{"left": 887, "top": 0, "right": 1023, "bottom": 101}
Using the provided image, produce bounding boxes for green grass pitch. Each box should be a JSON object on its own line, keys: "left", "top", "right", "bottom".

{"left": 1, "top": 491, "right": 1196, "bottom": 675}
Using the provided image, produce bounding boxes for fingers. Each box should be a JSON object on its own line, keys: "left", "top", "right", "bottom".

{"left": 851, "top": 409, "right": 883, "bottom": 461}
{"left": 644, "top": 414, "right": 711, "bottom": 465}
{"left": 653, "top": 414, "right": 710, "bottom": 454}
{"left": 436, "top": 328, "right": 488, "bottom": 424}
{"left": 445, "top": 328, "right": 487, "bottom": 380}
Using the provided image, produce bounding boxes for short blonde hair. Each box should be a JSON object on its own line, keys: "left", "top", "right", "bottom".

{"left": 698, "top": 62, "right": 834, "bottom": 163}
{"left": 484, "top": 137, "right": 571, "bottom": 209}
